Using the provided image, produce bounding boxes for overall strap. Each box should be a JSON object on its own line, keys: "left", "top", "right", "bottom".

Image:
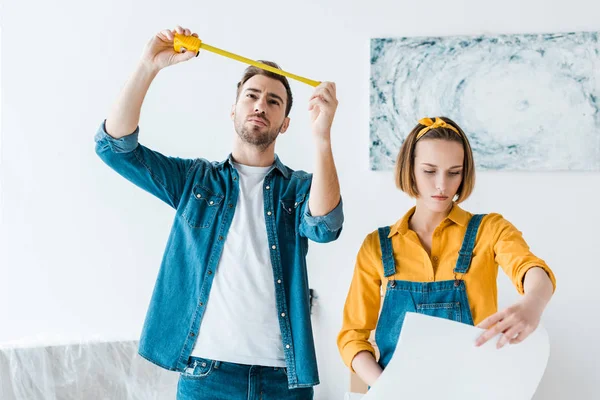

{"left": 454, "top": 214, "right": 486, "bottom": 275}
{"left": 378, "top": 227, "right": 397, "bottom": 278}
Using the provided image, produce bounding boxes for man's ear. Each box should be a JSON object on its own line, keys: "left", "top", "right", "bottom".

{"left": 279, "top": 117, "right": 291, "bottom": 134}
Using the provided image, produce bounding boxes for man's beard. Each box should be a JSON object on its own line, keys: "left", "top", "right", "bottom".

{"left": 235, "top": 115, "right": 283, "bottom": 151}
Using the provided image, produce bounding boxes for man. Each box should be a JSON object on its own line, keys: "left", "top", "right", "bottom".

{"left": 95, "top": 25, "right": 343, "bottom": 399}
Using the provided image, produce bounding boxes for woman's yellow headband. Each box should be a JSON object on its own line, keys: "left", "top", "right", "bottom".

{"left": 416, "top": 117, "right": 461, "bottom": 140}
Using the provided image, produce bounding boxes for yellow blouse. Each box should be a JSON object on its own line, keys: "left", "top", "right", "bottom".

{"left": 337, "top": 204, "right": 556, "bottom": 370}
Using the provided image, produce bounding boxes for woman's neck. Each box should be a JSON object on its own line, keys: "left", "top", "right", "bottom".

{"left": 409, "top": 202, "right": 454, "bottom": 233}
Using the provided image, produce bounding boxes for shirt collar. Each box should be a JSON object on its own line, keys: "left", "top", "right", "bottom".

{"left": 388, "top": 203, "right": 469, "bottom": 238}
{"left": 216, "top": 153, "right": 290, "bottom": 179}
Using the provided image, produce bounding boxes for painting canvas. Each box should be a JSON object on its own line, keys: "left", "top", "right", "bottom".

{"left": 370, "top": 32, "right": 600, "bottom": 171}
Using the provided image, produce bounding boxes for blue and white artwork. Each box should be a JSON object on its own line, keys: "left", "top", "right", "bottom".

{"left": 370, "top": 32, "right": 600, "bottom": 171}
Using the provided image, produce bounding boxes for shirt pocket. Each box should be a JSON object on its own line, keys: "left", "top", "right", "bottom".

{"left": 279, "top": 193, "right": 307, "bottom": 237}
{"left": 182, "top": 185, "right": 224, "bottom": 229}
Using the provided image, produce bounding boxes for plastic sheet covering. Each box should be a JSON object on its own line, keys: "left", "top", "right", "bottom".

{"left": 0, "top": 338, "right": 178, "bottom": 400}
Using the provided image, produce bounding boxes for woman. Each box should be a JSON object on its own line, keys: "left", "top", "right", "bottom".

{"left": 337, "top": 117, "right": 556, "bottom": 386}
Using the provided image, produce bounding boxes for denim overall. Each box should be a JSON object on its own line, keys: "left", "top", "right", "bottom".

{"left": 374, "top": 214, "right": 486, "bottom": 369}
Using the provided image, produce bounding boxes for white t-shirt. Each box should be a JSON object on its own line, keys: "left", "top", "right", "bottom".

{"left": 191, "top": 162, "right": 285, "bottom": 367}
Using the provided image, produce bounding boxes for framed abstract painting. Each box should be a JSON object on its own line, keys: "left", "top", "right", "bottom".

{"left": 370, "top": 32, "right": 600, "bottom": 171}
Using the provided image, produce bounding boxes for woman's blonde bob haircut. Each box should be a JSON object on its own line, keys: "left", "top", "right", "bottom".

{"left": 395, "top": 116, "right": 475, "bottom": 203}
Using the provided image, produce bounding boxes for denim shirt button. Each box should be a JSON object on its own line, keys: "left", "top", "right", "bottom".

{"left": 277, "top": 279, "right": 282, "bottom": 284}
{"left": 272, "top": 245, "right": 277, "bottom": 250}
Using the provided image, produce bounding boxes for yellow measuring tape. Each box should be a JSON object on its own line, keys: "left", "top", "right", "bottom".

{"left": 173, "top": 34, "right": 321, "bottom": 87}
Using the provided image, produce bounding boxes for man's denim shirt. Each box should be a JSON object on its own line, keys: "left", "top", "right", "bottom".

{"left": 94, "top": 122, "right": 344, "bottom": 388}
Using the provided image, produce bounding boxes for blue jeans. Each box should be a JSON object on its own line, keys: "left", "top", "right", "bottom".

{"left": 177, "top": 357, "right": 314, "bottom": 400}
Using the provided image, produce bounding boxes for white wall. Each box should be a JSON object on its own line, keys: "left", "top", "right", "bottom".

{"left": 1, "top": 0, "right": 599, "bottom": 398}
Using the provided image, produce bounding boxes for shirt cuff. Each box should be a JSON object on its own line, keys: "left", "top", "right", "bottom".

{"left": 341, "top": 342, "right": 377, "bottom": 373}
{"left": 303, "top": 197, "right": 344, "bottom": 232}
{"left": 94, "top": 120, "right": 139, "bottom": 153}
{"left": 515, "top": 261, "right": 557, "bottom": 295}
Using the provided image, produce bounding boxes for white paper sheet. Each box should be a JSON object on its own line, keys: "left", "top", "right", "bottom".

{"left": 361, "top": 312, "right": 549, "bottom": 400}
